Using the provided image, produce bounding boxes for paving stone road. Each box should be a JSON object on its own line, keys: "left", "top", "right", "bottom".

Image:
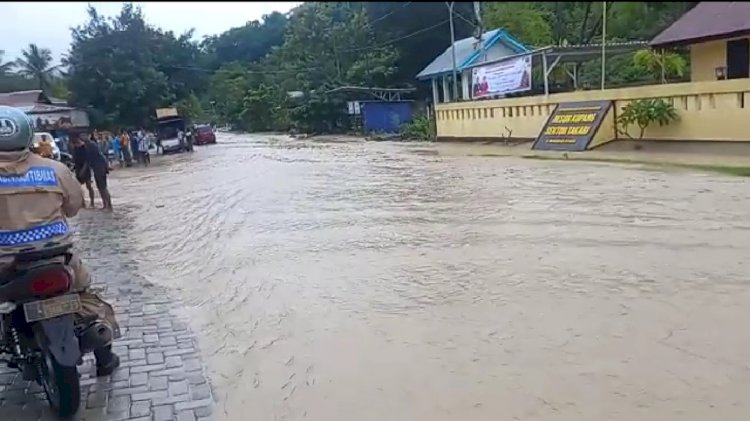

{"left": 0, "top": 206, "right": 215, "bottom": 420}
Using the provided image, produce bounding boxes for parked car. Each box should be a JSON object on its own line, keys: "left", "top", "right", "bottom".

{"left": 193, "top": 124, "right": 217, "bottom": 145}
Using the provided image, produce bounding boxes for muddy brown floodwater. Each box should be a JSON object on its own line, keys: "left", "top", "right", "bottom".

{"left": 105, "top": 133, "right": 750, "bottom": 421}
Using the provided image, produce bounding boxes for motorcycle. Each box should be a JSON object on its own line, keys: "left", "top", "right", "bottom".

{"left": 0, "top": 244, "right": 111, "bottom": 418}
{"left": 59, "top": 151, "right": 75, "bottom": 172}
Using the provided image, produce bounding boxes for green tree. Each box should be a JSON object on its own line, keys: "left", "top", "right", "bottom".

{"left": 66, "top": 4, "right": 205, "bottom": 128}
{"left": 483, "top": 2, "right": 553, "bottom": 47}
{"left": 0, "top": 50, "right": 15, "bottom": 76}
{"left": 269, "top": 2, "right": 399, "bottom": 133}
{"left": 202, "top": 12, "right": 289, "bottom": 69}
{"left": 15, "top": 44, "right": 57, "bottom": 90}
{"left": 206, "top": 62, "right": 258, "bottom": 127}
{"left": 361, "top": 2, "right": 476, "bottom": 89}
{"left": 633, "top": 49, "right": 688, "bottom": 82}
{"left": 240, "top": 83, "right": 290, "bottom": 131}
{"left": 48, "top": 77, "right": 71, "bottom": 100}
{"left": 175, "top": 93, "right": 205, "bottom": 122}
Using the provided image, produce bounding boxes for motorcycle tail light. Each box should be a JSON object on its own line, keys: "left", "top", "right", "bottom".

{"left": 30, "top": 270, "right": 71, "bottom": 295}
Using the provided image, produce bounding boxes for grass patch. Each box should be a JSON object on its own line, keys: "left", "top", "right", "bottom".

{"left": 472, "top": 153, "right": 514, "bottom": 158}
{"left": 521, "top": 155, "right": 750, "bottom": 177}
{"left": 688, "top": 164, "right": 750, "bottom": 177}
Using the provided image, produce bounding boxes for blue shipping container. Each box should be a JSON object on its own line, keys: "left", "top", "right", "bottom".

{"left": 361, "top": 101, "right": 414, "bottom": 134}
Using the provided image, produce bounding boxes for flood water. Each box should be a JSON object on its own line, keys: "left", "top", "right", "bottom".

{"left": 92, "top": 133, "right": 750, "bottom": 421}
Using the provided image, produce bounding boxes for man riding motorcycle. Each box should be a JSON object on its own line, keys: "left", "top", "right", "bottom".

{"left": 0, "top": 106, "right": 120, "bottom": 376}
{"left": 31, "top": 133, "right": 55, "bottom": 159}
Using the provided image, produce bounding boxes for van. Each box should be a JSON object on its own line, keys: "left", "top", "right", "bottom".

{"left": 157, "top": 117, "right": 187, "bottom": 154}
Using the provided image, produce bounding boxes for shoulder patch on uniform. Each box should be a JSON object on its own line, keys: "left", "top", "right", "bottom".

{"left": 0, "top": 166, "right": 58, "bottom": 188}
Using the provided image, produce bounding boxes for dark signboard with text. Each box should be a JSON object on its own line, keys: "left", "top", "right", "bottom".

{"left": 533, "top": 100, "right": 612, "bottom": 151}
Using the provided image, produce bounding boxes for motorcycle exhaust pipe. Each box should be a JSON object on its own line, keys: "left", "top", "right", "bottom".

{"left": 78, "top": 322, "right": 113, "bottom": 354}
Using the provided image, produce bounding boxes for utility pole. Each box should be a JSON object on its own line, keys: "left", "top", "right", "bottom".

{"left": 473, "top": 1, "right": 482, "bottom": 39}
{"left": 473, "top": 1, "right": 484, "bottom": 63}
{"left": 447, "top": 1, "right": 458, "bottom": 101}
{"left": 601, "top": 1, "right": 607, "bottom": 90}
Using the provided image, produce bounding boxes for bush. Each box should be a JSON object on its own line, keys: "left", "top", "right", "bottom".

{"left": 633, "top": 49, "right": 688, "bottom": 82}
{"left": 617, "top": 98, "right": 679, "bottom": 140}
{"left": 400, "top": 115, "right": 435, "bottom": 141}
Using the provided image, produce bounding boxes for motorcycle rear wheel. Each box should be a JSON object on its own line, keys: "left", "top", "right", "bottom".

{"left": 40, "top": 351, "right": 80, "bottom": 418}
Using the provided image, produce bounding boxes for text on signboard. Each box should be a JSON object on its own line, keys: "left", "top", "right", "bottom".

{"left": 550, "top": 113, "right": 597, "bottom": 124}
{"left": 543, "top": 126, "right": 591, "bottom": 136}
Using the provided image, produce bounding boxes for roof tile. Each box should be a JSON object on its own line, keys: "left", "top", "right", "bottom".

{"left": 0, "top": 90, "right": 45, "bottom": 107}
{"left": 416, "top": 29, "right": 529, "bottom": 79}
{"left": 651, "top": 2, "right": 750, "bottom": 47}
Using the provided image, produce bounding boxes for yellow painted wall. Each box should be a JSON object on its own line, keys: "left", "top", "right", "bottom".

{"left": 587, "top": 104, "right": 616, "bottom": 149}
{"left": 436, "top": 79, "right": 750, "bottom": 143}
{"left": 690, "top": 40, "right": 726, "bottom": 82}
{"left": 690, "top": 37, "right": 750, "bottom": 82}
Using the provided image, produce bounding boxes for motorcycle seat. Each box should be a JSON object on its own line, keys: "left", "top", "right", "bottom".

{"left": 14, "top": 244, "right": 73, "bottom": 263}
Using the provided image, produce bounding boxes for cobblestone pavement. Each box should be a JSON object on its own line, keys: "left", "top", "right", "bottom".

{"left": 0, "top": 207, "right": 215, "bottom": 420}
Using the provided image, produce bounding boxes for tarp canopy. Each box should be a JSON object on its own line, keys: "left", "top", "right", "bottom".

{"left": 155, "top": 108, "right": 179, "bottom": 119}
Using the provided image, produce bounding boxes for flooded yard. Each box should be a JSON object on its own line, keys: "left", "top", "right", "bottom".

{"left": 90, "top": 133, "right": 750, "bottom": 421}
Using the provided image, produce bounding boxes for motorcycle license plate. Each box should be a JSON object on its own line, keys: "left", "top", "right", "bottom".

{"left": 23, "top": 294, "right": 81, "bottom": 323}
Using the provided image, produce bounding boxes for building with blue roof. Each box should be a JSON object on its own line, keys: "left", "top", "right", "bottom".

{"left": 416, "top": 28, "right": 530, "bottom": 104}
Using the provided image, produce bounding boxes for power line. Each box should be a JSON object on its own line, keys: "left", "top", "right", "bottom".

{"left": 452, "top": 9, "right": 477, "bottom": 28}
{"left": 367, "top": 2, "right": 413, "bottom": 26}
{"left": 158, "top": 18, "right": 452, "bottom": 74}
{"left": 341, "top": 19, "right": 450, "bottom": 53}
{"left": 159, "top": 63, "right": 325, "bottom": 75}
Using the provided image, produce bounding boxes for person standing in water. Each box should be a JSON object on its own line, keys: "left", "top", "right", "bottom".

{"left": 120, "top": 130, "right": 132, "bottom": 167}
{"left": 72, "top": 136, "right": 95, "bottom": 208}
{"left": 185, "top": 126, "right": 194, "bottom": 152}
{"left": 138, "top": 130, "right": 151, "bottom": 166}
{"left": 72, "top": 133, "right": 113, "bottom": 210}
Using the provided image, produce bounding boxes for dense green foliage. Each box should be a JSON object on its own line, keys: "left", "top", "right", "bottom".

{"left": 63, "top": 4, "right": 207, "bottom": 128}
{"left": 400, "top": 115, "right": 436, "bottom": 141}
{"left": 0, "top": 1, "right": 699, "bottom": 133}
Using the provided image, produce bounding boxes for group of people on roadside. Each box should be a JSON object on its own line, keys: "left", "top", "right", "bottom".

{"left": 177, "top": 127, "right": 195, "bottom": 152}
{"left": 25, "top": 127, "right": 162, "bottom": 212}
{"left": 93, "top": 129, "right": 156, "bottom": 168}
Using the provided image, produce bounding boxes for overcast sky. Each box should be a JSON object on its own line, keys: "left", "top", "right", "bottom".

{"left": 0, "top": 2, "right": 300, "bottom": 64}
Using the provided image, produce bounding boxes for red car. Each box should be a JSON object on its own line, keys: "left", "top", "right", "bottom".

{"left": 193, "top": 125, "right": 216, "bottom": 145}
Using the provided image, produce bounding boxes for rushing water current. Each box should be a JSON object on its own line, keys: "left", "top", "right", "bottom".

{"left": 78, "top": 133, "right": 750, "bottom": 421}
